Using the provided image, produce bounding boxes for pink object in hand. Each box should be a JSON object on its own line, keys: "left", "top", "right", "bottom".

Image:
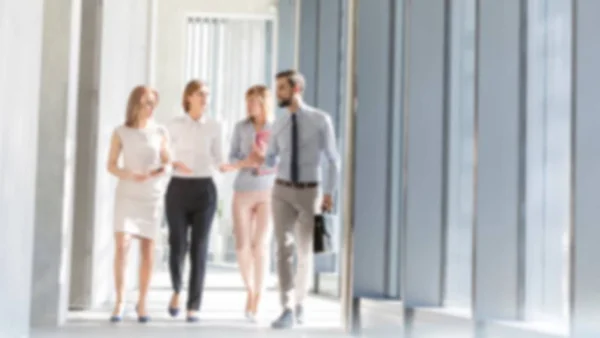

{"left": 255, "top": 130, "right": 270, "bottom": 145}
{"left": 253, "top": 130, "right": 275, "bottom": 176}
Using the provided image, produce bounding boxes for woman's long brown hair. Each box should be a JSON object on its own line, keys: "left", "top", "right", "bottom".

{"left": 125, "top": 85, "right": 158, "bottom": 127}
{"left": 182, "top": 80, "right": 206, "bottom": 113}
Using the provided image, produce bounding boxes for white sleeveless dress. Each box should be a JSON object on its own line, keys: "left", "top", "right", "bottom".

{"left": 113, "top": 123, "right": 169, "bottom": 240}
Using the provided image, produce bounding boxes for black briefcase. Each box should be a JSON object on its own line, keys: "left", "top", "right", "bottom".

{"left": 313, "top": 213, "right": 334, "bottom": 254}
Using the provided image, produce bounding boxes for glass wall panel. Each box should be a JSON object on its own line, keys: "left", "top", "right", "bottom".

{"left": 525, "top": 0, "right": 571, "bottom": 323}
{"left": 309, "top": 0, "right": 347, "bottom": 298}
{"left": 444, "top": 0, "right": 476, "bottom": 310}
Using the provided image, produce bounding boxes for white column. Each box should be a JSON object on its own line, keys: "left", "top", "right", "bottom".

{"left": 29, "top": 0, "right": 82, "bottom": 328}
{"left": 0, "top": 0, "right": 45, "bottom": 336}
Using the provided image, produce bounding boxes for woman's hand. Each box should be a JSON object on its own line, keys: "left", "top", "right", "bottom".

{"left": 173, "top": 161, "right": 193, "bottom": 174}
{"left": 133, "top": 173, "right": 150, "bottom": 182}
{"left": 219, "top": 158, "right": 258, "bottom": 172}
{"left": 123, "top": 170, "right": 150, "bottom": 182}
{"left": 219, "top": 163, "right": 238, "bottom": 173}
{"left": 148, "top": 167, "right": 166, "bottom": 178}
{"left": 251, "top": 141, "right": 267, "bottom": 159}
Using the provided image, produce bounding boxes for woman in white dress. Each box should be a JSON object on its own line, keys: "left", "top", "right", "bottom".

{"left": 106, "top": 85, "right": 170, "bottom": 323}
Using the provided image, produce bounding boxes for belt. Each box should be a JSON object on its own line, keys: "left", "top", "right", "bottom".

{"left": 276, "top": 179, "right": 318, "bottom": 189}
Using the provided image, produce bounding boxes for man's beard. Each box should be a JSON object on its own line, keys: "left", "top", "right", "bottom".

{"left": 278, "top": 98, "right": 292, "bottom": 108}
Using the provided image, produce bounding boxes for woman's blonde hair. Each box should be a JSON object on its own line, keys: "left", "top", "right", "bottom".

{"left": 245, "top": 85, "right": 273, "bottom": 123}
{"left": 125, "top": 85, "right": 158, "bottom": 127}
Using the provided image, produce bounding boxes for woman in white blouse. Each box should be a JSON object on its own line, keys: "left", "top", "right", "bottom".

{"left": 165, "top": 79, "right": 223, "bottom": 322}
{"left": 106, "top": 85, "right": 170, "bottom": 323}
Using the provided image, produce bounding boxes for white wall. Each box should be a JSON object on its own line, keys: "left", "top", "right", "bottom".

{"left": 0, "top": 0, "right": 44, "bottom": 336}
{"left": 153, "top": 0, "right": 276, "bottom": 122}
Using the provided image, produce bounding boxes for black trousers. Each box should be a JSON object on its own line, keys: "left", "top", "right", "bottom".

{"left": 165, "top": 177, "right": 217, "bottom": 311}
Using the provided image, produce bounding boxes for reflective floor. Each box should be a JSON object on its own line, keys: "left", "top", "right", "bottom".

{"left": 32, "top": 265, "right": 560, "bottom": 338}
{"left": 33, "top": 265, "right": 349, "bottom": 338}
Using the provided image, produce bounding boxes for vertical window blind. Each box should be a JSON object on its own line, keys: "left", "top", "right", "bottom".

{"left": 184, "top": 15, "right": 275, "bottom": 264}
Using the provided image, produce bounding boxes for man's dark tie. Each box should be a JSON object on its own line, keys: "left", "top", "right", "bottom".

{"left": 290, "top": 114, "right": 299, "bottom": 182}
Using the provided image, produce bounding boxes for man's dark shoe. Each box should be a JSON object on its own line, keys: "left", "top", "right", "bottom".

{"left": 271, "top": 309, "right": 294, "bottom": 329}
{"left": 295, "top": 304, "right": 304, "bottom": 324}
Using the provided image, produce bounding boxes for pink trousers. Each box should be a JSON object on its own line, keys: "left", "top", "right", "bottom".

{"left": 232, "top": 189, "right": 272, "bottom": 294}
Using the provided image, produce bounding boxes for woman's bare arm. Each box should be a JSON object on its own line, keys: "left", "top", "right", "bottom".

{"left": 106, "top": 131, "right": 131, "bottom": 179}
{"left": 160, "top": 133, "right": 171, "bottom": 165}
{"left": 150, "top": 133, "right": 172, "bottom": 176}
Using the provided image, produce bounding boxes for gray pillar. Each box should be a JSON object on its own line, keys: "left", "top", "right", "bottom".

{"left": 572, "top": 0, "right": 600, "bottom": 336}
{"left": 70, "top": 0, "right": 102, "bottom": 310}
{"left": 30, "top": 0, "right": 82, "bottom": 327}
{"left": 298, "top": 0, "right": 318, "bottom": 106}
{"left": 271, "top": 0, "right": 298, "bottom": 273}
{"left": 275, "top": 0, "right": 298, "bottom": 126}
{"left": 352, "top": 0, "right": 403, "bottom": 299}
{"left": 69, "top": 0, "right": 150, "bottom": 309}
{"left": 298, "top": 0, "right": 345, "bottom": 275}
{"left": 473, "top": 0, "right": 526, "bottom": 320}
{"left": 277, "top": 0, "right": 298, "bottom": 71}
{"left": 523, "top": 0, "right": 571, "bottom": 322}
{"left": 444, "top": 0, "right": 476, "bottom": 309}
{"left": 402, "top": 0, "right": 448, "bottom": 307}
{"left": 297, "top": 0, "right": 345, "bottom": 139}
{"left": 0, "top": 1, "right": 44, "bottom": 336}
{"left": 298, "top": 0, "right": 344, "bottom": 120}
{"left": 316, "top": 0, "right": 343, "bottom": 123}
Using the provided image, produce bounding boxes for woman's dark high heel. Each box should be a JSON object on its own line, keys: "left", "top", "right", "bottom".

{"left": 186, "top": 310, "right": 200, "bottom": 323}
{"left": 168, "top": 294, "right": 180, "bottom": 318}
{"left": 168, "top": 307, "right": 180, "bottom": 317}
{"left": 109, "top": 314, "right": 123, "bottom": 323}
{"left": 109, "top": 304, "right": 125, "bottom": 323}
{"left": 136, "top": 304, "right": 151, "bottom": 323}
{"left": 186, "top": 315, "right": 199, "bottom": 323}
